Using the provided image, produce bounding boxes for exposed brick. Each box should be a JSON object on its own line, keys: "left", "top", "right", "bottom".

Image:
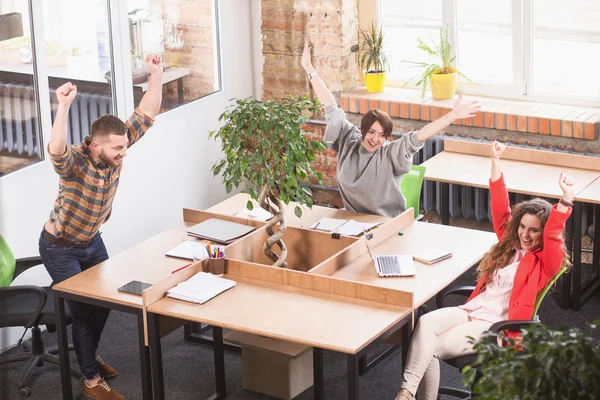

{"left": 420, "top": 105, "right": 430, "bottom": 121}
{"left": 369, "top": 99, "right": 379, "bottom": 110}
{"left": 409, "top": 104, "right": 420, "bottom": 120}
{"left": 359, "top": 98, "right": 368, "bottom": 114}
{"left": 389, "top": 102, "right": 400, "bottom": 118}
{"left": 561, "top": 120, "right": 573, "bottom": 138}
{"left": 550, "top": 119, "right": 562, "bottom": 136}
{"left": 379, "top": 100, "right": 389, "bottom": 114}
{"left": 483, "top": 112, "right": 494, "bottom": 128}
{"left": 495, "top": 113, "right": 506, "bottom": 130}
{"left": 506, "top": 115, "right": 516, "bottom": 131}
{"left": 538, "top": 118, "right": 550, "bottom": 135}
{"left": 573, "top": 122, "right": 584, "bottom": 139}
{"left": 399, "top": 103, "right": 409, "bottom": 118}
{"left": 585, "top": 122, "right": 596, "bottom": 140}
{"left": 516, "top": 116, "right": 527, "bottom": 132}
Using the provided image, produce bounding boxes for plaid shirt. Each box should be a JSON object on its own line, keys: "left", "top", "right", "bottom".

{"left": 47, "top": 108, "right": 154, "bottom": 242}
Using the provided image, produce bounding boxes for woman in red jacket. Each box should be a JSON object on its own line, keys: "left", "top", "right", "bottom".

{"left": 395, "top": 140, "right": 576, "bottom": 400}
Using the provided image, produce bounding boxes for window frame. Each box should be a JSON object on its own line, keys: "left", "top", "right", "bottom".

{"left": 363, "top": 0, "right": 600, "bottom": 108}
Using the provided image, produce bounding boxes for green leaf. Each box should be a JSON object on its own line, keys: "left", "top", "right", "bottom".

{"left": 246, "top": 200, "right": 254, "bottom": 211}
{"left": 294, "top": 206, "right": 302, "bottom": 218}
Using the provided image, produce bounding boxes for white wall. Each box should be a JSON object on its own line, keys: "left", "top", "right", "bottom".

{"left": 0, "top": 0, "right": 254, "bottom": 350}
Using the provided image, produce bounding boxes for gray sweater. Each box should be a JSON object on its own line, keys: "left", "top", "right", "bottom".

{"left": 324, "top": 104, "right": 424, "bottom": 217}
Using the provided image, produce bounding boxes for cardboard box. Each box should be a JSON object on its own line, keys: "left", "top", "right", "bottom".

{"left": 225, "top": 331, "right": 313, "bottom": 399}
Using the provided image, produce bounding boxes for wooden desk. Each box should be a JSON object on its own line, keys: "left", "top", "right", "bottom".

{"left": 573, "top": 177, "right": 600, "bottom": 310}
{"left": 324, "top": 222, "right": 497, "bottom": 307}
{"left": 146, "top": 264, "right": 413, "bottom": 400}
{"left": 421, "top": 139, "right": 600, "bottom": 310}
{"left": 52, "top": 228, "right": 191, "bottom": 400}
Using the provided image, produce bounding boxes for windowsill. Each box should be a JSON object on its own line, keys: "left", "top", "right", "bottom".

{"left": 340, "top": 87, "right": 600, "bottom": 140}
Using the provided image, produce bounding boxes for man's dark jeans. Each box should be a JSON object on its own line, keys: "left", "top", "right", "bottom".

{"left": 39, "top": 231, "right": 110, "bottom": 380}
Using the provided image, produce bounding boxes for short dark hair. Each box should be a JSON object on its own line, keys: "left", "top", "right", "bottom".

{"left": 360, "top": 109, "right": 394, "bottom": 140}
{"left": 91, "top": 115, "right": 127, "bottom": 140}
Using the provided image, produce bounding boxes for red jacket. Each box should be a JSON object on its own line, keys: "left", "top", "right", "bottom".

{"left": 466, "top": 174, "right": 571, "bottom": 327}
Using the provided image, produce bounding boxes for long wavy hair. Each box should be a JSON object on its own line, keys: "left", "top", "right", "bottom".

{"left": 476, "top": 198, "right": 571, "bottom": 287}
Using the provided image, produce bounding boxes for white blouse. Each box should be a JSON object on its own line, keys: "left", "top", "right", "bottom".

{"left": 459, "top": 249, "right": 528, "bottom": 323}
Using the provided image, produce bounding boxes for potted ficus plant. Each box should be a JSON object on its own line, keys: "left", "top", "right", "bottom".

{"left": 404, "top": 25, "right": 473, "bottom": 99}
{"left": 359, "top": 22, "right": 390, "bottom": 93}
{"left": 463, "top": 322, "right": 600, "bottom": 399}
{"left": 209, "top": 96, "right": 326, "bottom": 268}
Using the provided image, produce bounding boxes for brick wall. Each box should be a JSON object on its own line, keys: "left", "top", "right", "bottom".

{"left": 261, "top": 0, "right": 359, "bottom": 101}
{"left": 262, "top": 0, "right": 361, "bottom": 205}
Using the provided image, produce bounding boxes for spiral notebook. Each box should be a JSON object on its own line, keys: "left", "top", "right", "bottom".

{"left": 186, "top": 218, "right": 256, "bottom": 244}
{"left": 167, "top": 272, "right": 236, "bottom": 304}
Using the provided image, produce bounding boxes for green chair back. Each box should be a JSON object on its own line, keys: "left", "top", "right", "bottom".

{"left": 401, "top": 165, "right": 426, "bottom": 218}
{"left": 533, "top": 266, "right": 567, "bottom": 318}
{"left": 0, "top": 234, "right": 16, "bottom": 288}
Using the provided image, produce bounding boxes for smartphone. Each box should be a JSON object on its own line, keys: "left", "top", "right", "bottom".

{"left": 117, "top": 280, "right": 152, "bottom": 296}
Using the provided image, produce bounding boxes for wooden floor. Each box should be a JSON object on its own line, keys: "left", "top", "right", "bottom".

{"left": 0, "top": 154, "right": 40, "bottom": 175}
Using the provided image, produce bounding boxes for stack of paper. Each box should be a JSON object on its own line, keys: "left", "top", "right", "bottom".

{"left": 187, "top": 218, "right": 256, "bottom": 244}
{"left": 310, "top": 217, "right": 382, "bottom": 237}
{"left": 412, "top": 248, "right": 453, "bottom": 264}
{"left": 234, "top": 206, "right": 273, "bottom": 221}
{"left": 310, "top": 217, "right": 348, "bottom": 232}
{"left": 167, "top": 272, "right": 236, "bottom": 304}
{"left": 164, "top": 241, "right": 206, "bottom": 260}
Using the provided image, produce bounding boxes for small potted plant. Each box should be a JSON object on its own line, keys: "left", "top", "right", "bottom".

{"left": 404, "top": 25, "right": 473, "bottom": 99}
{"left": 463, "top": 322, "right": 600, "bottom": 399}
{"left": 359, "top": 22, "right": 389, "bottom": 93}
{"left": 210, "top": 96, "right": 326, "bottom": 268}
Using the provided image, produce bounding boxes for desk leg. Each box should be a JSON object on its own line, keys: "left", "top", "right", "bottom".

{"left": 441, "top": 182, "right": 450, "bottom": 226}
{"left": 401, "top": 316, "right": 413, "bottom": 373}
{"left": 177, "top": 78, "right": 184, "bottom": 104}
{"left": 347, "top": 354, "right": 359, "bottom": 400}
{"left": 313, "top": 347, "right": 324, "bottom": 400}
{"left": 572, "top": 202, "right": 582, "bottom": 310}
{"left": 211, "top": 326, "right": 226, "bottom": 399}
{"left": 137, "top": 312, "right": 153, "bottom": 400}
{"left": 148, "top": 313, "right": 165, "bottom": 400}
{"left": 54, "top": 293, "right": 73, "bottom": 400}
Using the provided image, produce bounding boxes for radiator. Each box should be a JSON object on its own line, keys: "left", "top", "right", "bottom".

{"left": 0, "top": 81, "right": 112, "bottom": 156}
{"left": 0, "top": 82, "right": 39, "bottom": 157}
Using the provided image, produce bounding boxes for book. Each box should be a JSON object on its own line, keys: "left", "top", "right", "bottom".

{"left": 167, "top": 272, "right": 236, "bottom": 304}
{"left": 164, "top": 240, "right": 206, "bottom": 260}
{"left": 186, "top": 218, "right": 256, "bottom": 244}
{"left": 412, "top": 248, "right": 453, "bottom": 265}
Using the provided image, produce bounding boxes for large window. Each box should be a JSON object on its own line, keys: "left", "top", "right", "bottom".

{"left": 0, "top": 1, "right": 43, "bottom": 175}
{"left": 377, "top": 0, "right": 600, "bottom": 107}
{"left": 0, "top": 0, "right": 221, "bottom": 177}
{"left": 126, "top": 0, "right": 221, "bottom": 112}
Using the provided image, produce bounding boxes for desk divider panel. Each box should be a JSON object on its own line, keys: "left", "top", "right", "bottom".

{"left": 225, "top": 224, "right": 358, "bottom": 272}
{"left": 225, "top": 260, "right": 413, "bottom": 308}
{"left": 308, "top": 208, "right": 415, "bottom": 276}
{"left": 183, "top": 208, "right": 266, "bottom": 228}
{"left": 444, "top": 139, "right": 600, "bottom": 171}
{"left": 141, "top": 260, "right": 208, "bottom": 345}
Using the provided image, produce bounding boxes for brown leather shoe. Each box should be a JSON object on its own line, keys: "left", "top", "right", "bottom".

{"left": 83, "top": 378, "right": 124, "bottom": 400}
{"left": 96, "top": 355, "right": 118, "bottom": 379}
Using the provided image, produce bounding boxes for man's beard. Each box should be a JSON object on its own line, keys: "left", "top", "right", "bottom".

{"left": 99, "top": 151, "right": 120, "bottom": 168}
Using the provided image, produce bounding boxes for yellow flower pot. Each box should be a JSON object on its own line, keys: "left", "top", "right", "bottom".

{"left": 429, "top": 71, "right": 458, "bottom": 100}
{"left": 364, "top": 72, "right": 386, "bottom": 93}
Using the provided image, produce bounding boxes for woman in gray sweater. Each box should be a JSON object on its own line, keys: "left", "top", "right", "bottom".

{"left": 301, "top": 39, "right": 481, "bottom": 217}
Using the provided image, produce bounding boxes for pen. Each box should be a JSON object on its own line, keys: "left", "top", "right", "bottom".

{"left": 171, "top": 262, "right": 192, "bottom": 274}
{"left": 313, "top": 221, "right": 320, "bottom": 230}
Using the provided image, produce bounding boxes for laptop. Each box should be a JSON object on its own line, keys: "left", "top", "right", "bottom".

{"left": 364, "top": 234, "right": 416, "bottom": 277}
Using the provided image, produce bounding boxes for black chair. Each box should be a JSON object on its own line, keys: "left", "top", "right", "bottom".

{"left": 433, "top": 267, "right": 566, "bottom": 400}
{"left": 0, "top": 236, "right": 80, "bottom": 397}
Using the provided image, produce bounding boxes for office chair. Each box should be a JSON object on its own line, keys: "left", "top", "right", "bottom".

{"left": 0, "top": 234, "right": 80, "bottom": 397}
{"left": 433, "top": 266, "right": 568, "bottom": 399}
{"left": 401, "top": 165, "right": 426, "bottom": 220}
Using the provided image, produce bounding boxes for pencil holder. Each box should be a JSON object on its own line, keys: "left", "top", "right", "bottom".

{"left": 209, "top": 256, "right": 225, "bottom": 276}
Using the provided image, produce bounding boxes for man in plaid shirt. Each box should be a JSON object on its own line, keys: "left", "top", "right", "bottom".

{"left": 39, "top": 55, "right": 163, "bottom": 400}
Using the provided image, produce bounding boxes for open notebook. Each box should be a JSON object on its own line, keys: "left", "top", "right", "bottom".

{"left": 167, "top": 272, "right": 236, "bottom": 304}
